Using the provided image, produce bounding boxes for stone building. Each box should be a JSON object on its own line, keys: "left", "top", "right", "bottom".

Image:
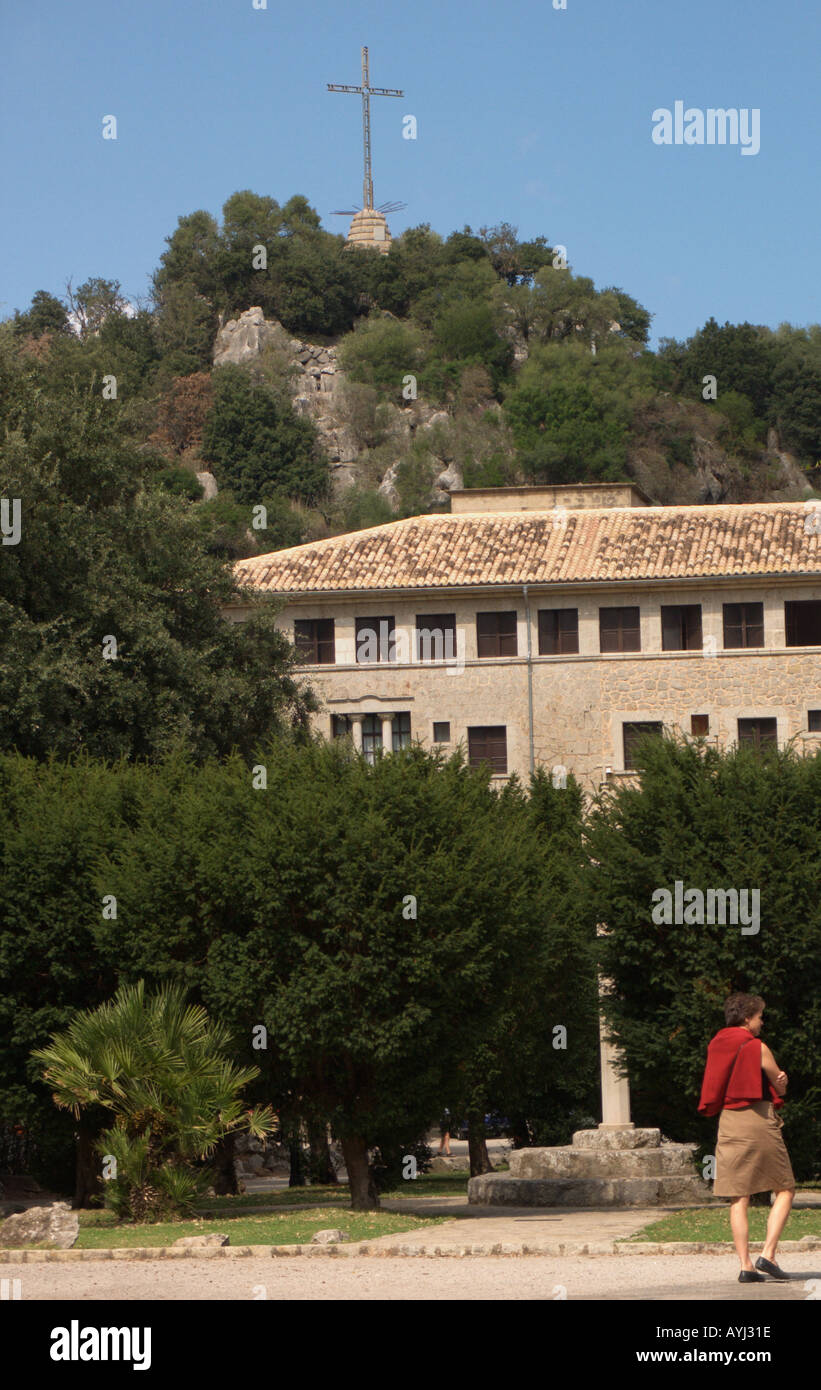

{"left": 227, "top": 483, "right": 821, "bottom": 792}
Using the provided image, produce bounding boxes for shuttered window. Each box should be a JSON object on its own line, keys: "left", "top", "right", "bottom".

{"left": 294, "top": 618, "right": 335, "bottom": 664}
{"left": 468, "top": 726, "right": 507, "bottom": 774}
{"left": 723, "top": 603, "right": 764, "bottom": 649}
{"left": 538, "top": 609, "right": 579, "bottom": 654}
{"left": 600, "top": 607, "right": 641, "bottom": 653}
{"left": 416, "top": 614, "right": 457, "bottom": 662}
{"left": 476, "top": 612, "right": 518, "bottom": 658}
{"left": 661, "top": 605, "right": 702, "bottom": 651}
{"left": 785, "top": 601, "right": 821, "bottom": 647}
{"left": 355, "top": 617, "right": 396, "bottom": 664}
{"left": 738, "top": 718, "right": 777, "bottom": 749}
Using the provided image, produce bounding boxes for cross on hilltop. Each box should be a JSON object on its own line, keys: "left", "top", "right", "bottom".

{"left": 328, "top": 46, "right": 404, "bottom": 212}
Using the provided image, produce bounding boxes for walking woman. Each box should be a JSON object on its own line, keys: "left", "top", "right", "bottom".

{"left": 698, "top": 992, "right": 795, "bottom": 1283}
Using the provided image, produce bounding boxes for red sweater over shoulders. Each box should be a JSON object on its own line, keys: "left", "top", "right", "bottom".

{"left": 697, "top": 1027, "right": 784, "bottom": 1116}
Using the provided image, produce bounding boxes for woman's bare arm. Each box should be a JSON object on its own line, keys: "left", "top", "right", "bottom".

{"left": 760, "top": 1042, "right": 787, "bottom": 1094}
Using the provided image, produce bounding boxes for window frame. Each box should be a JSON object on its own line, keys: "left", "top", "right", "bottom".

{"left": 476, "top": 611, "right": 518, "bottom": 659}
{"left": 723, "top": 602, "right": 764, "bottom": 650}
{"left": 785, "top": 600, "right": 821, "bottom": 648}
{"left": 355, "top": 616, "right": 397, "bottom": 665}
{"left": 467, "top": 725, "right": 508, "bottom": 774}
{"left": 538, "top": 608, "right": 580, "bottom": 655}
{"left": 416, "top": 613, "right": 457, "bottom": 663}
{"left": 600, "top": 606, "right": 642, "bottom": 654}
{"left": 294, "top": 617, "right": 335, "bottom": 665}
{"left": 661, "top": 604, "right": 703, "bottom": 652}
{"left": 737, "top": 717, "right": 778, "bottom": 750}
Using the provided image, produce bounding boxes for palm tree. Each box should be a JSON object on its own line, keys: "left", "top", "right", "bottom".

{"left": 33, "top": 980, "right": 274, "bottom": 1220}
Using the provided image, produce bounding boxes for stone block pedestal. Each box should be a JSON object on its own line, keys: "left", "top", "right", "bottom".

{"left": 468, "top": 1127, "right": 719, "bottom": 1208}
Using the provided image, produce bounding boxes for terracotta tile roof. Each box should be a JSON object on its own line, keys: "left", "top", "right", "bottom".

{"left": 233, "top": 502, "right": 821, "bottom": 594}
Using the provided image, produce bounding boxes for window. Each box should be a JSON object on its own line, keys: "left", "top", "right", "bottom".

{"left": 331, "top": 714, "right": 352, "bottom": 739}
{"left": 538, "top": 608, "right": 579, "bottom": 655}
{"left": 361, "top": 714, "right": 382, "bottom": 763}
{"left": 392, "top": 713, "right": 412, "bottom": 751}
{"left": 785, "top": 600, "right": 821, "bottom": 647}
{"left": 600, "top": 607, "right": 641, "bottom": 653}
{"left": 294, "top": 618, "right": 335, "bottom": 664}
{"left": 723, "top": 603, "right": 764, "bottom": 649}
{"left": 738, "top": 717, "right": 777, "bottom": 750}
{"left": 468, "top": 726, "right": 507, "bottom": 774}
{"left": 476, "top": 611, "right": 517, "bottom": 658}
{"left": 622, "top": 721, "right": 663, "bottom": 769}
{"left": 809, "top": 710, "right": 821, "bottom": 733}
{"left": 691, "top": 714, "right": 710, "bottom": 737}
{"left": 661, "top": 605, "right": 703, "bottom": 652}
{"left": 356, "top": 616, "right": 396, "bottom": 664}
{"left": 416, "top": 614, "right": 457, "bottom": 662}
{"left": 433, "top": 722, "right": 451, "bottom": 743}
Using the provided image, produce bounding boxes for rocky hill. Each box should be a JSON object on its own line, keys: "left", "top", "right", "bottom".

{"left": 209, "top": 307, "right": 810, "bottom": 516}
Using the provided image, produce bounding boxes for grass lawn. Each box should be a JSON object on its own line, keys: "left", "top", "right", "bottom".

{"left": 624, "top": 1206, "right": 821, "bottom": 1244}
{"left": 197, "top": 1170, "right": 470, "bottom": 1214}
{"left": 70, "top": 1206, "right": 449, "bottom": 1249}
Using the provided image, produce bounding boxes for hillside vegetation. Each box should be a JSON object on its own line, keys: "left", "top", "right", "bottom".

{"left": 6, "top": 192, "right": 820, "bottom": 566}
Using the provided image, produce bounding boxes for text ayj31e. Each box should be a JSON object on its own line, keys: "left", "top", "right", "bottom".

{"left": 652, "top": 103, "right": 760, "bottom": 156}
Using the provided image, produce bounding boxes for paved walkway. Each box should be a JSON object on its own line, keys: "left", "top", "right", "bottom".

{"left": 4, "top": 1252, "right": 818, "bottom": 1300}
{"left": 374, "top": 1198, "right": 656, "bottom": 1250}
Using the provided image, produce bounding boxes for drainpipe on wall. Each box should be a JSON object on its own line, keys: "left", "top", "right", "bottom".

{"left": 522, "top": 584, "right": 535, "bottom": 776}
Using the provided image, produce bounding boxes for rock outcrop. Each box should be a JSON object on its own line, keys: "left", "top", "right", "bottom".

{"left": 0, "top": 1201, "right": 79, "bottom": 1248}
{"left": 212, "top": 308, "right": 811, "bottom": 512}
{"left": 212, "top": 307, "right": 467, "bottom": 503}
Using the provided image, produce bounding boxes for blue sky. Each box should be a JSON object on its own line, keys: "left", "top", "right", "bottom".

{"left": 2, "top": 0, "right": 819, "bottom": 346}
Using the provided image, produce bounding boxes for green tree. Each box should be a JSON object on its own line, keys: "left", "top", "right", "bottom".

{"left": 584, "top": 734, "right": 821, "bottom": 1177}
{"left": 152, "top": 209, "right": 223, "bottom": 306}
{"left": 66, "top": 278, "right": 130, "bottom": 339}
{"left": 13, "top": 290, "right": 70, "bottom": 339}
{"left": 431, "top": 297, "right": 514, "bottom": 394}
{"left": 504, "top": 342, "right": 641, "bottom": 483}
{"left": 658, "top": 318, "right": 776, "bottom": 420}
{"left": 33, "top": 980, "right": 274, "bottom": 1220}
{"left": 201, "top": 364, "right": 328, "bottom": 504}
{"left": 102, "top": 741, "right": 576, "bottom": 1209}
{"left": 0, "top": 753, "right": 134, "bottom": 1200}
{"left": 337, "top": 315, "right": 428, "bottom": 397}
{"left": 0, "top": 336, "right": 316, "bottom": 760}
{"left": 454, "top": 770, "right": 599, "bottom": 1161}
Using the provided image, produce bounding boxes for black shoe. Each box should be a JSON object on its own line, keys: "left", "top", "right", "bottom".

{"left": 755, "top": 1256, "right": 789, "bottom": 1280}
{"left": 739, "top": 1270, "right": 767, "bottom": 1282}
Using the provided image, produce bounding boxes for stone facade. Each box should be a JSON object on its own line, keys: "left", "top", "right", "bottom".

{"left": 227, "top": 577, "right": 821, "bottom": 791}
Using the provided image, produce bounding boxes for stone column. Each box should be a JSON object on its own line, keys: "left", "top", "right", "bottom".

{"left": 597, "top": 980, "right": 633, "bottom": 1130}
{"left": 350, "top": 714, "right": 364, "bottom": 753}
{"left": 381, "top": 714, "right": 394, "bottom": 754}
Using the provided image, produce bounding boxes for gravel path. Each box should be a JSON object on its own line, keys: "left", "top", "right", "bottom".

{"left": 3, "top": 1254, "right": 817, "bottom": 1301}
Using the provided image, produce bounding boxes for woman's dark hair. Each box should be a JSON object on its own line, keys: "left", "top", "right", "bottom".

{"left": 724, "top": 992, "right": 765, "bottom": 1027}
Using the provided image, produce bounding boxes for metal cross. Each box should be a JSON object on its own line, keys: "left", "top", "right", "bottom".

{"left": 328, "top": 47, "right": 403, "bottom": 211}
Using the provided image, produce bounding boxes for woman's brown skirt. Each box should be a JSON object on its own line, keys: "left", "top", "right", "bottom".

{"left": 714, "top": 1101, "right": 795, "bottom": 1197}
